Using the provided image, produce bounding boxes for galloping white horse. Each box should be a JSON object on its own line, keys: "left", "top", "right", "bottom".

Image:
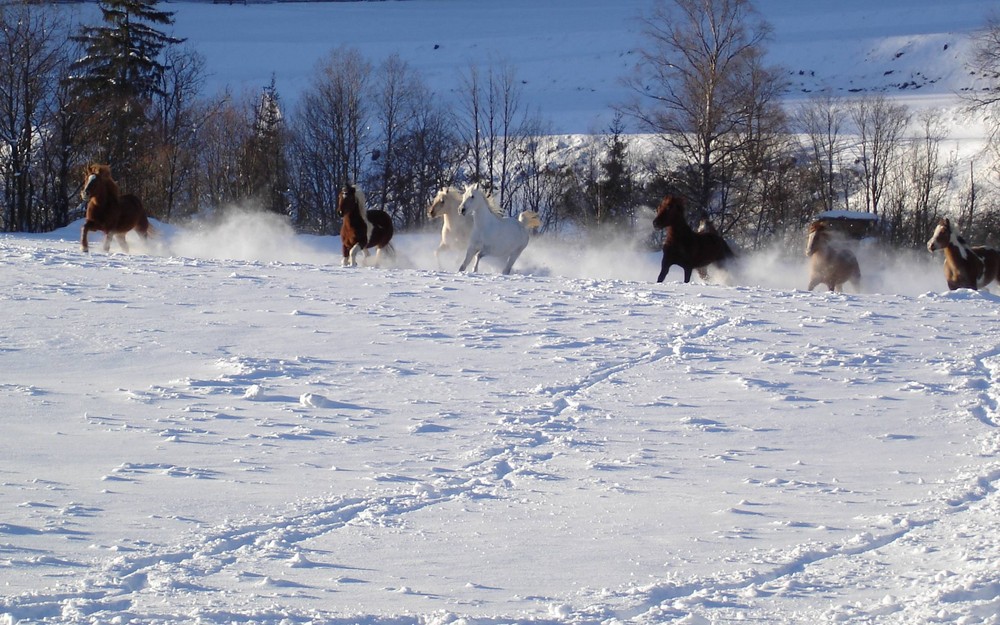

{"left": 457, "top": 186, "right": 541, "bottom": 275}
{"left": 427, "top": 186, "right": 473, "bottom": 269}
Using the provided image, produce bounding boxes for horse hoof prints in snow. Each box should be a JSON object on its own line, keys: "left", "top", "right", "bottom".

{"left": 926, "top": 218, "right": 1000, "bottom": 290}
{"left": 457, "top": 186, "right": 541, "bottom": 275}
{"left": 338, "top": 184, "right": 394, "bottom": 267}
{"left": 805, "top": 221, "right": 862, "bottom": 292}
{"left": 80, "top": 164, "right": 151, "bottom": 253}
{"left": 652, "top": 195, "right": 735, "bottom": 283}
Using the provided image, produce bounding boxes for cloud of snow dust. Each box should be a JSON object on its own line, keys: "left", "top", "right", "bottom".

{"left": 164, "top": 206, "right": 340, "bottom": 265}
{"left": 135, "top": 202, "right": 955, "bottom": 296}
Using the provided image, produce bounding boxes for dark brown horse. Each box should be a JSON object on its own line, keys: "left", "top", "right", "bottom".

{"left": 926, "top": 218, "right": 1000, "bottom": 290}
{"left": 652, "top": 196, "right": 735, "bottom": 283}
{"left": 338, "top": 184, "right": 394, "bottom": 267}
{"left": 80, "top": 164, "right": 151, "bottom": 253}
{"left": 805, "top": 221, "right": 861, "bottom": 292}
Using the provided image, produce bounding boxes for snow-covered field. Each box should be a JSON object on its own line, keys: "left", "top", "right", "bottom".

{"left": 3, "top": 1, "right": 1000, "bottom": 624}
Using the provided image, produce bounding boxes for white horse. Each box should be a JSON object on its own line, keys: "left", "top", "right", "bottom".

{"left": 457, "top": 186, "right": 542, "bottom": 275}
{"left": 427, "top": 186, "right": 473, "bottom": 269}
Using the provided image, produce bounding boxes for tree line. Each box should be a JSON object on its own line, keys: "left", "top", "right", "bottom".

{"left": 3, "top": 0, "right": 1000, "bottom": 253}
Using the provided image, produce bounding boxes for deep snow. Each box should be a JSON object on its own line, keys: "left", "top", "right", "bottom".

{"left": 3, "top": 1, "right": 1000, "bottom": 624}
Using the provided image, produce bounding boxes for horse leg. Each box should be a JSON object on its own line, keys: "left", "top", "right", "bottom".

{"left": 349, "top": 243, "right": 364, "bottom": 267}
{"left": 81, "top": 221, "right": 95, "bottom": 253}
{"left": 502, "top": 245, "right": 527, "bottom": 275}
{"left": 102, "top": 233, "right": 113, "bottom": 253}
{"left": 682, "top": 266, "right": 694, "bottom": 283}
{"left": 656, "top": 254, "right": 672, "bottom": 283}
{"left": 116, "top": 233, "right": 129, "bottom": 254}
{"left": 458, "top": 247, "right": 477, "bottom": 272}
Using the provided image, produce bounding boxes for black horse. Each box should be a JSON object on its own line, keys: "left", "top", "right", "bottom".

{"left": 652, "top": 196, "right": 735, "bottom": 283}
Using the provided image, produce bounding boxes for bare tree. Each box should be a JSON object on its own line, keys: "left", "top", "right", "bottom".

{"left": 289, "top": 47, "right": 374, "bottom": 232}
{"left": 849, "top": 94, "right": 910, "bottom": 216}
{"left": 623, "top": 0, "right": 778, "bottom": 214}
{"left": 197, "top": 90, "right": 256, "bottom": 214}
{"left": 0, "top": 3, "right": 67, "bottom": 231}
{"left": 795, "top": 93, "right": 850, "bottom": 214}
{"left": 145, "top": 45, "right": 208, "bottom": 220}
{"left": 968, "top": 12, "right": 1000, "bottom": 113}
{"left": 902, "top": 109, "right": 953, "bottom": 246}
{"left": 370, "top": 53, "right": 420, "bottom": 215}
{"left": 455, "top": 61, "right": 535, "bottom": 214}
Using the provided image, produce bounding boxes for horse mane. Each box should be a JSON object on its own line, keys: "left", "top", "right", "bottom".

{"left": 89, "top": 164, "right": 121, "bottom": 200}
{"left": 352, "top": 184, "right": 367, "bottom": 215}
{"left": 463, "top": 185, "right": 504, "bottom": 217}
{"left": 434, "top": 186, "right": 463, "bottom": 204}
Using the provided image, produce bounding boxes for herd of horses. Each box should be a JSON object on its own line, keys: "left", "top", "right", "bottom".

{"left": 78, "top": 164, "right": 999, "bottom": 293}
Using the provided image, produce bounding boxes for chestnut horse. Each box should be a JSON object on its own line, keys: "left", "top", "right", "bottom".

{"left": 80, "top": 164, "right": 151, "bottom": 253}
{"left": 338, "top": 184, "right": 394, "bottom": 267}
{"left": 805, "top": 221, "right": 861, "bottom": 292}
{"left": 652, "top": 196, "right": 735, "bottom": 283}
{"left": 926, "top": 218, "right": 1000, "bottom": 290}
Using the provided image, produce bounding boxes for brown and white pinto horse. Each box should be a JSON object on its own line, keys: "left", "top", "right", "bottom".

{"left": 338, "top": 184, "right": 394, "bottom": 267}
{"left": 80, "top": 164, "right": 151, "bottom": 253}
{"left": 652, "top": 196, "right": 735, "bottom": 283}
{"left": 926, "top": 218, "right": 1000, "bottom": 290}
{"left": 805, "top": 221, "right": 862, "bottom": 292}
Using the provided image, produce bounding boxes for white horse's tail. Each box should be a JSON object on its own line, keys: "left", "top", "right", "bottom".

{"left": 518, "top": 210, "right": 542, "bottom": 230}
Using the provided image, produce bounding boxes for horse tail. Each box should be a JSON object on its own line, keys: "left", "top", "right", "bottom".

{"left": 518, "top": 210, "right": 542, "bottom": 230}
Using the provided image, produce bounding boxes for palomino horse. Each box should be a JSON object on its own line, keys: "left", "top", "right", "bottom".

{"left": 338, "top": 184, "right": 394, "bottom": 267}
{"left": 652, "top": 196, "right": 735, "bottom": 283}
{"left": 427, "top": 186, "right": 473, "bottom": 268}
{"left": 457, "top": 186, "right": 541, "bottom": 275}
{"left": 80, "top": 164, "right": 151, "bottom": 253}
{"left": 805, "top": 221, "right": 862, "bottom": 292}
{"left": 926, "top": 218, "right": 1000, "bottom": 290}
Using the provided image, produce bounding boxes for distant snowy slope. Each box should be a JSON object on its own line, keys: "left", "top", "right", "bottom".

{"left": 57, "top": 0, "right": 998, "bottom": 133}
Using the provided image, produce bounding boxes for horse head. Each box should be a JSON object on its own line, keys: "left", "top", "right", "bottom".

{"left": 805, "top": 221, "right": 827, "bottom": 257}
{"left": 338, "top": 184, "right": 366, "bottom": 217}
{"left": 652, "top": 195, "right": 685, "bottom": 230}
{"left": 81, "top": 164, "right": 118, "bottom": 203}
{"left": 459, "top": 186, "right": 486, "bottom": 217}
{"left": 927, "top": 218, "right": 953, "bottom": 253}
{"left": 428, "top": 187, "right": 458, "bottom": 219}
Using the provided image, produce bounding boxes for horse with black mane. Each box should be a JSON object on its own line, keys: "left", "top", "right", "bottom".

{"left": 338, "top": 184, "right": 394, "bottom": 267}
{"left": 926, "top": 218, "right": 1000, "bottom": 290}
{"left": 652, "top": 195, "right": 735, "bottom": 283}
{"left": 80, "top": 164, "right": 151, "bottom": 253}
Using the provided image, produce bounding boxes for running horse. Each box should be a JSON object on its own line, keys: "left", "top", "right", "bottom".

{"left": 338, "top": 184, "right": 394, "bottom": 267}
{"left": 427, "top": 186, "right": 473, "bottom": 269}
{"left": 805, "top": 220, "right": 862, "bottom": 292}
{"left": 80, "top": 164, "right": 151, "bottom": 253}
{"left": 457, "top": 186, "right": 541, "bottom": 275}
{"left": 652, "top": 195, "right": 735, "bottom": 283}
{"left": 926, "top": 218, "right": 1000, "bottom": 290}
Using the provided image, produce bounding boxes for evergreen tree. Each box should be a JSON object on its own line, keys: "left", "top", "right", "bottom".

{"left": 69, "top": 0, "right": 184, "bottom": 188}
{"left": 598, "top": 114, "right": 634, "bottom": 227}
{"left": 245, "top": 77, "right": 290, "bottom": 215}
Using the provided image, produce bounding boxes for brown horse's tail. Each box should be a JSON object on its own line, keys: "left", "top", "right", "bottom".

{"left": 126, "top": 193, "right": 153, "bottom": 239}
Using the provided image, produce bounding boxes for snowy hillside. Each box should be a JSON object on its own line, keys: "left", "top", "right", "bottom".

{"left": 3, "top": 1, "right": 1000, "bottom": 624}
